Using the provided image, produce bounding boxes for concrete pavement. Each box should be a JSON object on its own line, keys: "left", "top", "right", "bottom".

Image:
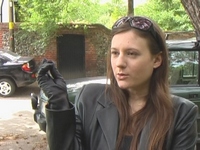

{"left": 0, "top": 82, "right": 47, "bottom": 150}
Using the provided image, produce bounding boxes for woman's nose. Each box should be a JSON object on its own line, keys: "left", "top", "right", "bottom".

{"left": 116, "top": 54, "right": 126, "bottom": 68}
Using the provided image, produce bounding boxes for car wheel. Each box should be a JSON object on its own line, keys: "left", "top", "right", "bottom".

{"left": 0, "top": 79, "right": 16, "bottom": 97}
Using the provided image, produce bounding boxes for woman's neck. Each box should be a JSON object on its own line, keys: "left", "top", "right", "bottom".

{"left": 128, "top": 92, "right": 147, "bottom": 114}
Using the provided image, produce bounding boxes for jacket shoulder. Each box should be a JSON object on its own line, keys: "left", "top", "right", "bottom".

{"left": 74, "top": 83, "right": 108, "bottom": 110}
{"left": 171, "top": 95, "right": 198, "bottom": 128}
{"left": 75, "top": 83, "right": 107, "bottom": 103}
{"left": 74, "top": 83, "right": 109, "bottom": 129}
{"left": 168, "top": 95, "right": 198, "bottom": 149}
{"left": 172, "top": 95, "right": 197, "bottom": 110}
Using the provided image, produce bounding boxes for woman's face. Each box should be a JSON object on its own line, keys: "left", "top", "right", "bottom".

{"left": 111, "top": 30, "right": 161, "bottom": 92}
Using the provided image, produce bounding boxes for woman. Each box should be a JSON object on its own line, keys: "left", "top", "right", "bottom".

{"left": 37, "top": 16, "right": 198, "bottom": 150}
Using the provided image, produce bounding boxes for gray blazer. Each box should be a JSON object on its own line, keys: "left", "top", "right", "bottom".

{"left": 45, "top": 84, "right": 198, "bottom": 150}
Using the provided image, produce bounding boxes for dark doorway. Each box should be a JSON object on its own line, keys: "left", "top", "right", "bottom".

{"left": 57, "top": 34, "right": 85, "bottom": 79}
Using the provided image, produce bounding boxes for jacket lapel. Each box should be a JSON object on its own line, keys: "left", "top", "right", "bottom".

{"left": 96, "top": 93, "right": 119, "bottom": 150}
{"left": 94, "top": 89, "right": 151, "bottom": 150}
{"left": 137, "top": 119, "right": 152, "bottom": 150}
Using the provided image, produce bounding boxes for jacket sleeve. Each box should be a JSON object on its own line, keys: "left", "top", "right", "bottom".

{"left": 45, "top": 102, "right": 84, "bottom": 150}
{"left": 170, "top": 99, "right": 198, "bottom": 150}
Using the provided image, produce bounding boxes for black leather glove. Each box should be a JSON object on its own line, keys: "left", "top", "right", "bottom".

{"left": 37, "top": 59, "right": 70, "bottom": 110}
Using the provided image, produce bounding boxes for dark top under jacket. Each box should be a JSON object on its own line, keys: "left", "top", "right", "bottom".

{"left": 120, "top": 136, "right": 133, "bottom": 150}
{"left": 45, "top": 84, "right": 198, "bottom": 150}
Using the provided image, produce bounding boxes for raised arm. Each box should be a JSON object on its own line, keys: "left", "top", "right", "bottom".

{"left": 37, "top": 59, "right": 75, "bottom": 150}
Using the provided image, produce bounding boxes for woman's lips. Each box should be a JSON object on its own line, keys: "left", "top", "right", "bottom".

{"left": 116, "top": 73, "right": 128, "bottom": 80}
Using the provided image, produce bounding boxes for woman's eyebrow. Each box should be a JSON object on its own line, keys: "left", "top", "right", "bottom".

{"left": 110, "top": 47, "right": 118, "bottom": 50}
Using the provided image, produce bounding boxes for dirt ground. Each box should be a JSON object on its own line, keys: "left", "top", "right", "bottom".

{"left": 0, "top": 82, "right": 47, "bottom": 150}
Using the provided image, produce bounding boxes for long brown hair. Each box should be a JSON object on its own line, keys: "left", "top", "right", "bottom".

{"left": 106, "top": 16, "right": 174, "bottom": 150}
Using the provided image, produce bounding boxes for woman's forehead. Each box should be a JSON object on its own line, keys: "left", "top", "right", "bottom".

{"left": 111, "top": 30, "right": 150, "bottom": 48}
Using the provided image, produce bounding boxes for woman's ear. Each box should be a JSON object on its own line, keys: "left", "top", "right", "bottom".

{"left": 153, "top": 52, "right": 162, "bottom": 68}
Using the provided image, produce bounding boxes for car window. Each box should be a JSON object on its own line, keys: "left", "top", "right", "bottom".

{"left": 169, "top": 50, "right": 198, "bottom": 85}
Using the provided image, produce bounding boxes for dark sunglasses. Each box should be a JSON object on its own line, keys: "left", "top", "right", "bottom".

{"left": 112, "top": 16, "right": 160, "bottom": 44}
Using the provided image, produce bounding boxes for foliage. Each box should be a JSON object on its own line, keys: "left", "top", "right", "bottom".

{"left": 16, "top": 0, "right": 126, "bottom": 54}
{"left": 18, "top": 0, "right": 125, "bottom": 29}
{"left": 134, "top": 0, "right": 193, "bottom": 31}
{"left": 14, "top": 0, "right": 193, "bottom": 55}
{"left": 17, "top": 0, "right": 193, "bottom": 33}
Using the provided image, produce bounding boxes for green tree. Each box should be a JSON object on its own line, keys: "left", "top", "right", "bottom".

{"left": 14, "top": 0, "right": 194, "bottom": 55}
{"left": 16, "top": 0, "right": 126, "bottom": 54}
{"left": 18, "top": 0, "right": 126, "bottom": 31}
{"left": 161, "top": 0, "right": 200, "bottom": 38}
{"left": 134, "top": 0, "right": 193, "bottom": 31}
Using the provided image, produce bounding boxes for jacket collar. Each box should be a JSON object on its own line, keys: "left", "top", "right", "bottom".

{"left": 96, "top": 90, "right": 119, "bottom": 150}
{"left": 95, "top": 88, "right": 151, "bottom": 150}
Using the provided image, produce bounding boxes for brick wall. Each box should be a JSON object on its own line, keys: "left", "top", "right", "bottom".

{"left": 0, "top": 22, "right": 196, "bottom": 77}
{"left": 165, "top": 31, "right": 195, "bottom": 40}
{"left": 0, "top": 23, "right": 9, "bottom": 49}
{"left": 35, "top": 24, "right": 110, "bottom": 77}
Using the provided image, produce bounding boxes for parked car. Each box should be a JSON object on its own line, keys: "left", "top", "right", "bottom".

{"left": 0, "top": 50, "right": 38, "bottom": 97}
{"left": 31, "top": 39, "right": 200, "bottom": 148}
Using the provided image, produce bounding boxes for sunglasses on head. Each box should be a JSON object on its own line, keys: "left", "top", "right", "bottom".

{"left": 112, "top": 16, "right": 160, "bottom": 45}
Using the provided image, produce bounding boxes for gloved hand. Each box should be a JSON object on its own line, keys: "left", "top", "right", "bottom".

{"left": 37, "top": 59, "right": 70, "bottom": 110}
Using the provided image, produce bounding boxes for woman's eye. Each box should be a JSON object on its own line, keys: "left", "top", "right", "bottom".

{"left": 111, "top": 51, "right": 119, "bottom": 55}
{"left": 128, "top": 52, "right": 137, "bottom": 56}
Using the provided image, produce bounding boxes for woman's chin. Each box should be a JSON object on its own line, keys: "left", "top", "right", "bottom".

{"left": 117, "top": 83, "right": 129, "bottom": 89}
